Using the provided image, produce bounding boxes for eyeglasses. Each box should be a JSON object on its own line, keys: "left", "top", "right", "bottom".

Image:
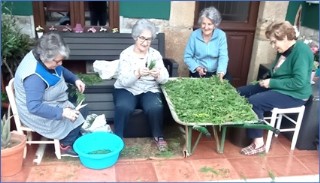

{"left": 53, "top": 59, "right": 63, "bottom": 65}
{"left": 138, "top": 36, "right": 153, "bottom": 43}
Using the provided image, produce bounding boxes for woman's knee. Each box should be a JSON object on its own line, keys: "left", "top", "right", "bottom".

{"left": 145, "top": 103, "right": 163, "bottom": 114}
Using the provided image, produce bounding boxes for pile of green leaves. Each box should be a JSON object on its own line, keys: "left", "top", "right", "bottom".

{"left": 68, "top": 73, "right": 103, "bottom": 104}
{"left": 162, "top": 77, "right": 257, "bottom": 125}
{"left": 87, "top": 149, "right": 111, "bottom": 155}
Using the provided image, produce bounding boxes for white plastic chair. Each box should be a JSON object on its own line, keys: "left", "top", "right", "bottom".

{"left": 5, "top": 78, "right": 61, "bottom": 165}
{"left": 264, "top": 105, "right": 305, "bottom": 153}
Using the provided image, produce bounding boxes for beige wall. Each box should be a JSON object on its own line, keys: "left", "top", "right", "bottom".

{"left": 247, "top": 1, "right": 289, "bottom": 83}
{"left": 164, "top": 1, "right": 195, "bottom": 77}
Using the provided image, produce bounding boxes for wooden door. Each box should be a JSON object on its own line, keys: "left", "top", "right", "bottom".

{"left": 194, "top": 2, "right": 260, "bottom": 87}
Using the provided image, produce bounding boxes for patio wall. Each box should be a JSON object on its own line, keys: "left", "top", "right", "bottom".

{"left": 5, "top": 1, "right": 319, "bottom": 82}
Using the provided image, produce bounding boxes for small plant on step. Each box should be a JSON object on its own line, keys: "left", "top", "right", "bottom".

{"left": 1, "top": 106, "right": 12, "bottom": 149}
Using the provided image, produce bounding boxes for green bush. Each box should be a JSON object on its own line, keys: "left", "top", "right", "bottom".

{"left": 1, "top": 3, "right": 35, "bottom": 79}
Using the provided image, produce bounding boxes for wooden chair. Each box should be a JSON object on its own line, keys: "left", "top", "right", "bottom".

{"left": 5, "top": 78, "right": 61, "bottom": 165}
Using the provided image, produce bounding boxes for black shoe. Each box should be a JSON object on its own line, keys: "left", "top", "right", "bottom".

{"left": 60, "top": 144, "right": 78, "bottom": 157}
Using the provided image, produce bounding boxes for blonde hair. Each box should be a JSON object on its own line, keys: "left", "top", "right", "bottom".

{"left": 265, "top": 21, "right": 297, "bottom": 41}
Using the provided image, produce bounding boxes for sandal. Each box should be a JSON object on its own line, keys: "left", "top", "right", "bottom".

{"left": 240, "top": 143, "right": 265, "bottom": 156}
{"left": 154, "top": 137, "right": 168, "bottom": 152}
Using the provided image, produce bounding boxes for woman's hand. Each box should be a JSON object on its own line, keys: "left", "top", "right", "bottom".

{"left": 259, "top": 79, "right": 270, "bottom": 88}
{"left": 134, "top": 67, "right": 150, "bottom": 79}
{"left": 149, "top": 68, "right": 160, "bottom": 79}
{"left": 217, "top": 72, "right": 224, "bottom": 82}
{"left": 62, "top": 107, "right": 80, "bottom": 122}
{"left": 196, "top": 67, "right": 206, "bottom": 77}
{"left": 140, "top": 67, "right": 150, "bottom": 76}
{"left": 75, "top": 79, "right": 86, "bottom": 93}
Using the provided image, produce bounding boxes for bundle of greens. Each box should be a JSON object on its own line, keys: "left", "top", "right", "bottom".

{"left": 162, "top": 77, "right": 257, "bottom": 125}
{"left": 148, "top": 60, "right": 156, "bottom": 70}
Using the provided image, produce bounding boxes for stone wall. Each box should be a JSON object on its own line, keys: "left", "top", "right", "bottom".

{"left": 247, "top": 1, "right": 289, "bottom": 83}
{"left": 14, "top": 15, "right": 36, "bottom": 38}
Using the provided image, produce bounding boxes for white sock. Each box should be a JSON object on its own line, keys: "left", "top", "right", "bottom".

{"left": 254, "top": 137, "right": 264, "bottom": 149}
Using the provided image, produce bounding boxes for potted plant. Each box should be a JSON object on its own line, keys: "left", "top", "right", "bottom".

{"left": 1, "top": 106, "right": 27, "bottom": 177}
{"left": 35, "top": 25, "right": 44, "bottom": 38}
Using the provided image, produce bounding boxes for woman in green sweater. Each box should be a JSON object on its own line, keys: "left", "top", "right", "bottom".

{"left": 237, "top": 21, "right": 313, "bottom": 155}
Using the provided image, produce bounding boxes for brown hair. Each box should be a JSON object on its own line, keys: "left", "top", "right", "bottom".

{"left": 265, "top": 21, "right": 297, "bottom": 41}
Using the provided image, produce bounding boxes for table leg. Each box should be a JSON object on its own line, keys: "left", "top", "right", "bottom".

{"left": 192, "top": 130, "right": 203, "bottom": 153}
{"left": 212, "top": 126, "right": 220, "bottom": 153}
{"left": 185, "top": 126, "right": 192, "bottom": 156}
{"left": 218, "top": 126, "right": 227, "bottom": 153}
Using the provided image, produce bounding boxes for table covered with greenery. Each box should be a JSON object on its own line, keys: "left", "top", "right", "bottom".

{"left": 161, "top": 77, "right": 275, "bottom": 156}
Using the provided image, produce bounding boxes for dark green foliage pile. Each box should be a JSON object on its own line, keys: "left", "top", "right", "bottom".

{"left": 68, "top": 73, "right": 103, "bottom": 104}
{"left": 162, "top": 77, "right": 257, "bottom": 125}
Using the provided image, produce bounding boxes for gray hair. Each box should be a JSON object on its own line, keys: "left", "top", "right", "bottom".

{"left": 34, "top": 32, "right": 70, "bottom": 62}
{"left": 198, "top": 6, "right": 222, "bottom": 27}
{"left": 131, "top": 19, "right": 157, "bottom": 40}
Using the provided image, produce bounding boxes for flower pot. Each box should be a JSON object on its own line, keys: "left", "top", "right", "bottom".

{"left": 37, "top": 32, "right": 43, "bottom": 39}
{"left": 1, "top": 131, "right": 27, "bottom": 177}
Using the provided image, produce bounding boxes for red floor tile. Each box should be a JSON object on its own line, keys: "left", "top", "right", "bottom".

{"left": 293, "top": 154, "right": 319, "bottom": 174}
{"left": 115, "top": 161, "right": 157, "bottom": 182}
{"left": 187, "top": 141, "right": 225, "bottom": 160}
{"left": 265, "top": 156, "right": 313, "bottom": 177}
{"left": 191, "top": 158, "right": 241, "bottom": 181}
{"left": 153, "top": 160, "right": 200, "bottom": 181}
{"left": 227, "top": 156, "right": 272, "bottom": 179}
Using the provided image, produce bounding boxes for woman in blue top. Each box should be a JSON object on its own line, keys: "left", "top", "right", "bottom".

{"left": 184, "top": 6, "right": 231, "bottom": 82}
{"left": 14, "top": 33, "right": 86, "bottom": 157}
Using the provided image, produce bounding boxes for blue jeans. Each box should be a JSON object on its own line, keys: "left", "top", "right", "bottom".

{"left": 60, "top": 124, "right": 82, "bottom": 146}
{"left": 237, "top": 84, "right": 306, "bottom": 139}
{"left": 113, "top": 89, "right": 164, "bottom": 138}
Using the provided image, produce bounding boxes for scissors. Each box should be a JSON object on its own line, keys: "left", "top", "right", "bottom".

{"left": 75, "top": 99, "right": 87, "bottom": 111}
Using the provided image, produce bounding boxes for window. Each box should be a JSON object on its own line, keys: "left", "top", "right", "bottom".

{"left": 32, "top": 1, "right": 119, "bottom": 32}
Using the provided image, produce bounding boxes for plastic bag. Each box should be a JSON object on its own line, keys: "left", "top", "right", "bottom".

{"left": 93, "top": 60, "right": 119, "bottom": 79}
{"left": 81, "top": 114, "right": 112, "bottom": 134}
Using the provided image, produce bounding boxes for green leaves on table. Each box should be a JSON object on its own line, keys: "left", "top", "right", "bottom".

{"left": 162, "top": 77, "right": 257, "bottom": 125}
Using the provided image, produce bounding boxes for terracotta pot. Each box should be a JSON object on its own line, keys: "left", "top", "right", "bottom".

{"left": 1, "top": 131, "right": 27, "bottom": 177}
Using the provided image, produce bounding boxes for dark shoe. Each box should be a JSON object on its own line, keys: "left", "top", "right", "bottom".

{"left": 154, "top": 137, "right": 168, "bottom": 152}
{"left": 60, "top": 144, "right": 78, "bottom": 157}
{"left": 240, "top": 143, "right": 265, "bottom": 156}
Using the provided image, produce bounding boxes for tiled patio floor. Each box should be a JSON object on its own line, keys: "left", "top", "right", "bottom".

{"left": 1, "top": 130, "right": 319, "bottom": 182}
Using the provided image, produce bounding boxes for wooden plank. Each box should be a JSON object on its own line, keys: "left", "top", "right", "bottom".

{"left": 86, "top": 102, "right": 114, "bottom": 110}
{"left": 60, "top": 32, "right": 165, "bottom": 60}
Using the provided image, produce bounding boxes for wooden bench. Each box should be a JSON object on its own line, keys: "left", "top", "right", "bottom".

{"left": 59, "top": 32, "right": 179, "bottom": 137}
